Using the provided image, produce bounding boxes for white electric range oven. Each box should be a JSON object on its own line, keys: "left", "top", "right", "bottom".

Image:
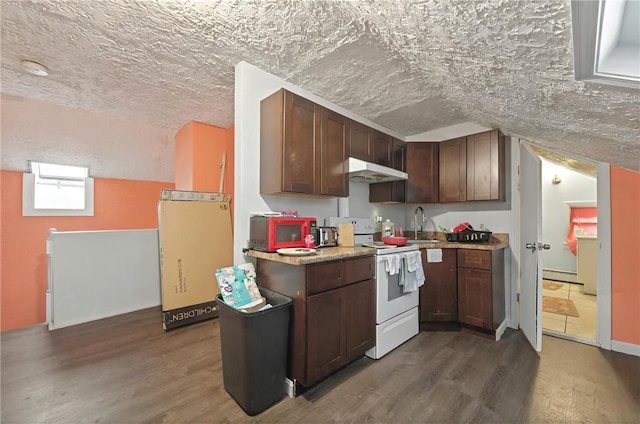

{"left": 326, "top": 217, "right": 421, "bottom": 359}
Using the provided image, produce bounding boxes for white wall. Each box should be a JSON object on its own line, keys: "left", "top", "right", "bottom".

{"left": 541, "top": 159, "right": 597, "bottom": 273}
{"left": 1, "top": 94, "right": 175, "bottom": 181}
{"left": 400, "top": 203, "right": 513, "bottom": 235}
{"left": 406, "top": 122, "right": 493, "bottom": 142}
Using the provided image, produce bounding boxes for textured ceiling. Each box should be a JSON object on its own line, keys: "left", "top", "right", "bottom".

{"left": 1, "top": 0, "right": 639, "bottom": 171}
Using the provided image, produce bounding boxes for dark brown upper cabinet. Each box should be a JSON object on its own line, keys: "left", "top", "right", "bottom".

{"left": 466, "top": 130, "right": 505, "bottom": 201}
{"left": 439, "top": 130, "right": 505, "bottom": 203}
{"left": 369, "top": 138, "right": 405, "bottom": 203}
{"left": 260, "top": 88, "right": 348, "bottom": 197}
{"left": 372, "top": 131, "right": 392, "bottom": 167}
{"left": 391, "top": 138, "right": 405, "bottom": 172}
{"left": 261, "top": 87, "right": 503, "bottom": 202}
{"left": 439, "top": 136, "right": 467, "bottom": 202}
{"left": 349, "top": 120, "right": 374, "bottom": 162}
{"left": 405, "top": 142, "right": 439, "bottom": 203}
{"left": 319, "top": 107, "right": 349, "bottom": 197}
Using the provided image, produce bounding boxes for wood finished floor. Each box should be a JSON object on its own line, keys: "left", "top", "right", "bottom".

{"left": 2, "top": 307, "right": 639, "bottom": 423}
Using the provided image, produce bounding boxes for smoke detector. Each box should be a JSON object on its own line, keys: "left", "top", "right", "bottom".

{"left": 21, "top": 60, "right": 48, "bottom": 76}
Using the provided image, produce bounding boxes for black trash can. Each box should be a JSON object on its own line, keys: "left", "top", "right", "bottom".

{"left": 216, "top": 287, "right": 292, "bottom": 416}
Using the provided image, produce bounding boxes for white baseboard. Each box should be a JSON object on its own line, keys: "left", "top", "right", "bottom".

{"left": 611, "top": 340, "right": 640, "bottom": 357}
{"left": 543, "top": 330, "right": 600, "bottom": 347}
{"left": 285, "top": 378, "right": 295, "bottom": 398}
{"left": 543, "top": 269, "right": 578, "bottom": 283}
{"left": 495, "top": 319, "right": 508, "bottom": 341}
{"left": 46, "top": 290, "right": 52, "bottom": 330}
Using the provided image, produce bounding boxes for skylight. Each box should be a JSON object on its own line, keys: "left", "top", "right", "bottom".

{"left": 572, "top": 0, "right": 640, "bottom": 88}
{"left": 594, "top": 0, "right": 640, "bottom": 81}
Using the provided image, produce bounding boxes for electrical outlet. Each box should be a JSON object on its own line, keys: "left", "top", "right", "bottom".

{"left": 375, "top": 216, "right": 383, "bottom": 224}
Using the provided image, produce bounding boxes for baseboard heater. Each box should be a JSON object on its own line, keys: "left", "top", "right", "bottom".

{"left": 543, "top": 268, "right": 578, "bottom": 283}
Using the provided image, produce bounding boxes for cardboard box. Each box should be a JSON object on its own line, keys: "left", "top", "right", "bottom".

{"left": 158, "top": 191, "right": 233, "bottom": 330}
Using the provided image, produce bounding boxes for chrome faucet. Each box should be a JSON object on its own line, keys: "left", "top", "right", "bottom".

{"left": 414, "top": 206, "right": 426, "bottom": 240}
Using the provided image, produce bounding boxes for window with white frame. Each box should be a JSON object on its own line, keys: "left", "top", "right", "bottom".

{"left": 23, "top": 161, "right": 94, "bottom": 216}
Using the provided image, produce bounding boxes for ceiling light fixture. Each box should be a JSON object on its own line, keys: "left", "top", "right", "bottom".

{"left": 21, "top": 60, "right": 48, "bottom": 76}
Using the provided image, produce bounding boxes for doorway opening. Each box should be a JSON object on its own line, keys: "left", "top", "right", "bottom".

{"left": 532, "top": 148, "right": 600, "bottom": 345}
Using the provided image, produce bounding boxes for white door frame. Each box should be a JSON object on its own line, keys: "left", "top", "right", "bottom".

{"left": 508, "top": 137, "right": 521, "bottom": 331}
{"left": 512, "top": 139, "right": 612, "bottom": 350}
{"left": 596, "top": 162, "right": 612, "bottom": 350}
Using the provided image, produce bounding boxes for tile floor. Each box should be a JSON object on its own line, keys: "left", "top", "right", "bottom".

{"left": 542, "top": 280, "right": 597, "bottom": 340}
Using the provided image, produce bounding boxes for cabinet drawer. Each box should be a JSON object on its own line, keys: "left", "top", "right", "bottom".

{"left": 307, "top": 261, "right": 344, "bottom": 295}
{"left": 458, "top": 249, "right": 491, "bottom": 270}
{"left": 343, "top": 256, "right": 375, "bottom": 284}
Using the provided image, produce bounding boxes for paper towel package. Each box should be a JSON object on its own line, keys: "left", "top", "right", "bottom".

{"left": 338, "top": 223, "right": 355, "bottom": 247}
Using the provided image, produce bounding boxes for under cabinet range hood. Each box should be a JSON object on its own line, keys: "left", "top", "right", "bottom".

{"left": 347, "top": 157, "right": 408, "bottom": 183}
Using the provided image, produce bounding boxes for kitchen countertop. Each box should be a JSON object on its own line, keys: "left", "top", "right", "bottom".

{"left": 409, "top": 233, "right": 509, "bottom": 251}
{"left": 247, "top": 246, "right": 375, "bottom": 265}
{"left": 247, "top": 233, "right": 509, "bottom": 265}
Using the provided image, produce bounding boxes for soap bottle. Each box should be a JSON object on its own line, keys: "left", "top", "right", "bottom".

{"left": 382, "top": 219, "right": 395, "bottom": 237}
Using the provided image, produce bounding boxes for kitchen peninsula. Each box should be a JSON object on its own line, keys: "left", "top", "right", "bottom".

{"left": 247, "top": 235, "right": 509, "bottom": 395}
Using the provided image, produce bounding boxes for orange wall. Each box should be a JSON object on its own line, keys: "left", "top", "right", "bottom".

{"left": 610, "top": 166, "right": 640, "bottom": 345}
{"left": 175, "top": 124, "right": 194, "bottom": 190}
{"left": 175, "top": 121, "right": 234, "bottom": 195}
{"left": 0, "top": 170, "right": 174, "bottom": 331}
{"left": 175, "top": 121, "right": 234, "bottom": 218}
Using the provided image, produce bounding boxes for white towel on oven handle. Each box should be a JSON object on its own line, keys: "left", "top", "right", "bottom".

{"left": 383, "top": 254, "right": 401, "bottom": 275}
{"left": 406, "top": 251, "right": 422, "bottom": 272}
{"left": 400, "top": 251, "right": 425, "bottom": 292}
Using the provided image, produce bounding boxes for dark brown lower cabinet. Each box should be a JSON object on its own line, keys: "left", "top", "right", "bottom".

{"left": 255, "top": 255, "right": 375, "bottom": 395}
{"left": 457, "top": 249, "right": 505, "bottom": 333}
{"left": 346, "top": 279, "right": 376, "bottom": 361}
{"left": 307, "top": 278, "right": 375, "bottom": 385}
{"left": 419, "top": 248, "right": 459, "bottom": 331}
{"left": 307, "top": 287, "right": 347, "bottom": 385}
{"left": 458, "top": 267, "right": 492, "bottom": 328}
